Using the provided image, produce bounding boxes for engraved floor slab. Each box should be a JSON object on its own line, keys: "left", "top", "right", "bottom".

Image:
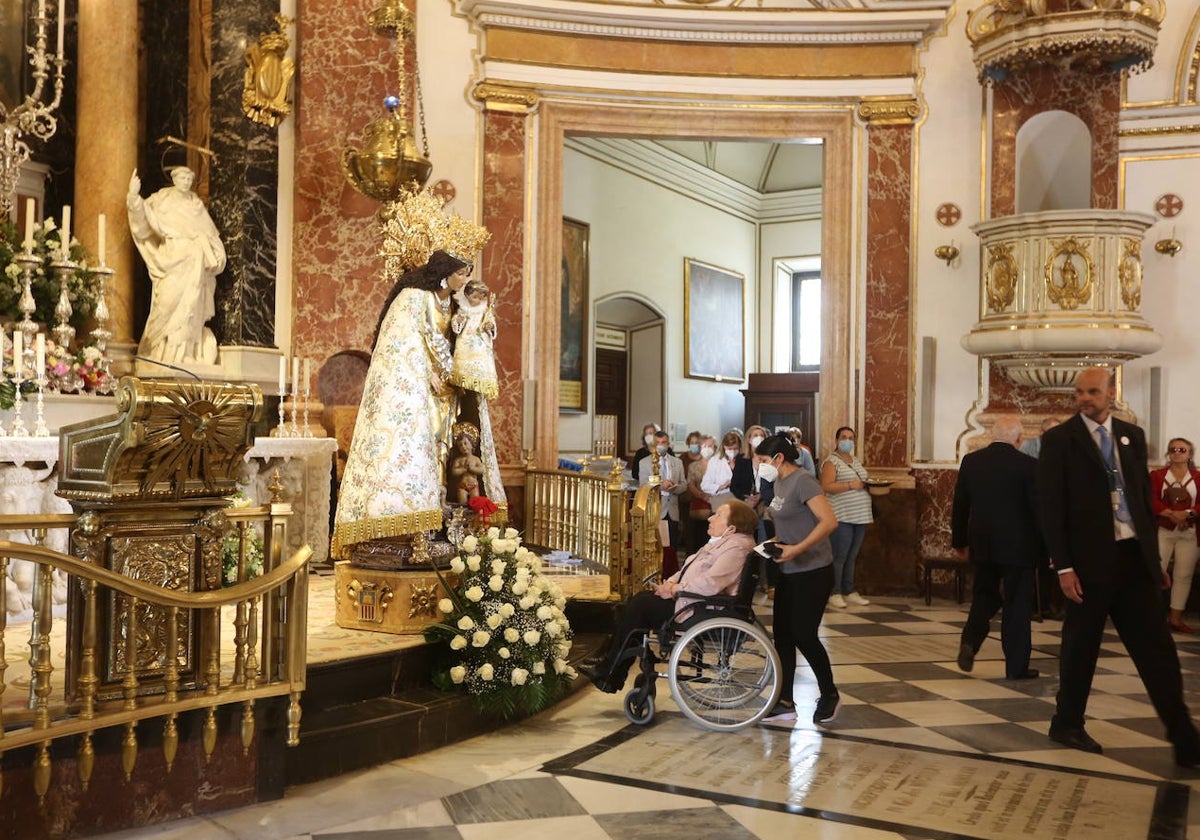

{"left": 547, "top": 715, "right": 1187, "bottom": 840}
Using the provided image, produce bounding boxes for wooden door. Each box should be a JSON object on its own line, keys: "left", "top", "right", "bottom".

{"left": 594, "top": 347, "right": 627, "bottom": 457}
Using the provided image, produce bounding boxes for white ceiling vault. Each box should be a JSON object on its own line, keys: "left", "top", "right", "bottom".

{"left": 654, "top": 139, "right": 824, "bottom": 194}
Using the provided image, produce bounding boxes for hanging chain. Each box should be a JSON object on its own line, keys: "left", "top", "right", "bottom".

{"left": 414, "top": 46, "right": 428, "bottom": 158}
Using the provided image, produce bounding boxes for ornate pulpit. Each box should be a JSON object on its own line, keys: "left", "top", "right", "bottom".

{"left": 58, "top": 377, "right": 262, "bottom": 698}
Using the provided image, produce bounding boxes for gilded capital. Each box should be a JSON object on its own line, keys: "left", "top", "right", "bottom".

{"left": 473, "top": 83, "right": 539, "bottom": 113}
{"left": 856, "top": 97, "right": 920, "bottom": 126}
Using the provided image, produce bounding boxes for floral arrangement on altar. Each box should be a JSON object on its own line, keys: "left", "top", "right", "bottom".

{"left": 222, "top": 491, "right": 265, "bottom": 585}
{"left": 0, "top": 219, "right": 111, "bottom": 408}
{"left": 0, "top": 218, "right": 100, "bottom": 327}
{"left": 426, "top": 526, "right": 577, "bottom": 718}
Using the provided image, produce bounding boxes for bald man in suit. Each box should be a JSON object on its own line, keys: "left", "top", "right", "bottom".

{"left": 952, "top": 415, "right": 1044, "bottom": 680}
{"left": 1037, "top": 366, "right": 1200, "bottom": 766}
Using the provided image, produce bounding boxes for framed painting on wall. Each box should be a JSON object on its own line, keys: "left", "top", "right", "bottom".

{"left": 560, "top": 217, "right": 589, "bottom": 412}
{"left": 684, "top": 258, "right": 745, "bottom": 383}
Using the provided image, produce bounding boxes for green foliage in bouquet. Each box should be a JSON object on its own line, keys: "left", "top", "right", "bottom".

{"left": 0, "top": 218, "right": 100, "bottom": 327}
{"left": 221, "top": 491, "right": 265, "bottom": 586}
{"left": 426, "top": 527, "right": 577, "bottom": 719}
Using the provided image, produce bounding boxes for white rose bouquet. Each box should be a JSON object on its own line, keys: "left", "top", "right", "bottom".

{"left": 426, "top": 526, "right": 576, "bottom": 717}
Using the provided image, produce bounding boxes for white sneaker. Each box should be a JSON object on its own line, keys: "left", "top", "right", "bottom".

{"left": 846, "top": 592, "right": 870, "bottom": 606}
{"left": 828, "top": 593, "right": 847, "bottom": 609}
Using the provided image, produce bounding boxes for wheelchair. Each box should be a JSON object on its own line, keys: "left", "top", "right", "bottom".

{"left": 614, "top": 551, "right": 781, "bottom": 732}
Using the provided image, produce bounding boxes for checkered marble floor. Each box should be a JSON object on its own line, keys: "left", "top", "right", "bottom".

{"left": 91, "top": 596, "right": 1200, "bottom": 840}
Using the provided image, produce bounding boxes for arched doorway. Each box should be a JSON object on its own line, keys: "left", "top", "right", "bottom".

{"left": 593, "top": 295, "right": 665, "bottom": 458}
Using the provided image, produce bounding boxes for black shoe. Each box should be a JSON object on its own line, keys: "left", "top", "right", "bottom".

{"left": 578, "top": 664, "right": 619, "bottom": 694}
{"left": 1175, "top": 749, "right": 1200, "bottom": 770}
{"left": 1049, "top": 726, "right": 1103, "bottom": 754}
{"left": 1008, "top": 668, "right": 1040, "bottom": 680}
{"left": 813, "top": 692, "right": 841, "bottom": 725}
{"left": 957, "top": 643, "right": 975, "bottom": 673}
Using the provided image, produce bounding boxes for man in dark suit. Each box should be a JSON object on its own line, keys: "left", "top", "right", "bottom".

{"left": 953, "top": 415, "right": 1043, "bottom": 679}
{"left": 1038, "top": 366, "right": 1200, "bottom": 766}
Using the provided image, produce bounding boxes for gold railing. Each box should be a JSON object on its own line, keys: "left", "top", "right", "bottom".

{"left": 524, "top": 460, "right": 662, "bottom": 599}
{"left": 0, "top": 506, "right": 310, "bottom": 801}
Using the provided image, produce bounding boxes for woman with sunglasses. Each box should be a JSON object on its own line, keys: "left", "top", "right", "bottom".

{"left": 1150, "top": 438, "right": 1200, "bottom": 633}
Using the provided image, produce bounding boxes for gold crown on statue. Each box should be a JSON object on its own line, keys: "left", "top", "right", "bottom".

{"left": 380, "top": 188, "right": 490, "bottom": 281}
{"left": 452, "top": 421, "right": 481, "bottom": 445}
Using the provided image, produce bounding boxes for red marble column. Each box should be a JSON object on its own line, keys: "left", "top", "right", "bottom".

{"left": 862, "top": 122, "right": 914, "bottom": 468}
{"left": 480, "top": 108, "right": 528, "bottom": 467}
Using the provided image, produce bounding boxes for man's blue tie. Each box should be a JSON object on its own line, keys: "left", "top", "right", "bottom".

{"left": 1097, "top": 425, "right": 1132, "bottom": 523}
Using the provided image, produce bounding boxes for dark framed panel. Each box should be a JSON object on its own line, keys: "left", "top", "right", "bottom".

{"left": 684, "top": 257, "right": 745, "bottom": 383}
{"left": 0, "top": 0, "right": 28, "bottom": 110}
{"left": 560, "top": 217, "right": 589, "bottom": 412}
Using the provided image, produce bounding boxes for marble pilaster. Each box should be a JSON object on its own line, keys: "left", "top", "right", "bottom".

{"left": 863, "top": 120, "right": 914, "bottom": 469}
{"left": 481, "top": 107, "right": 529, "bottom": 468}
{"left": 75, "top": 0, "right": 139, "bottom": 346}
{"left": 208, "top": 0, "right": 280, "bottom": 348}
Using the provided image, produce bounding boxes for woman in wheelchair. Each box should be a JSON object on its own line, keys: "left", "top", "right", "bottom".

{"left": 754, "top": 433, "right": 841, "bottom": 725}
{"left": 581, "top": 499, "right": 759, "bottom": 693}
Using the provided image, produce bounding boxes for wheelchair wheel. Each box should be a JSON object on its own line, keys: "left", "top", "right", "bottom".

{"left": 623, "top": 689, "right": 656, "bottom": 725}
{"left": 667, "top": 617, "right": 780, "bottom": 732}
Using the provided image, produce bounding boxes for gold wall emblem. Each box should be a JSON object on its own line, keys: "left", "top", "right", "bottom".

{"left": 1044, "top": 237, "right": 1093, "bottom": 310}
{"left": 1118, "top": 237, "right": 1143, "bottom": 309}
{"left": 243, "top": 14, "right": 295, "bottom": 128}
{"left": 985, "top": 242, "right": 1018, "bottom": 313}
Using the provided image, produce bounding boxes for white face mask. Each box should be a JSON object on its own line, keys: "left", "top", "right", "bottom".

{"left": 655, "top": 444, "right": 668, "bottom": 455}
{"left": 700, "top": 446, "right": 715, "bottom": 459}
{"left": 758, "top": 462, "right": 779, "bottom": 483}
{"left": 724, "top": 448, "right": 738, "bottom": 459}
{"left": 749, "top": 436, "right": 764, "bottom": 449}
{"left": 644, "top": 434, "right": 656, "bottom": 446}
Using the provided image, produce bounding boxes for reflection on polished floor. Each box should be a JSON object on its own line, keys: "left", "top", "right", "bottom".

{"left": 91, "top": 597, "right": 1200, "bottom": 839}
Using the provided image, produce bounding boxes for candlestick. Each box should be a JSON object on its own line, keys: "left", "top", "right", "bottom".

{"left": 291, "top": 356, "right": 300, "bottom": 393}
{"left": 97, "top": 213, "right": 106, "bottom": 266}
{"left": 10, "top": 336, "right": 26, "bottom": 437}
{"left": 303, "top": 357, "right": 311, "bottom": 392}
{"left": 13, "top": 330, "right": 22, "bottom": 377}
{"left": 277, "top": 355, "right": 286, "bottom": 394}
{"left": 59, "top": 204, "right": 70, "bottom": 258}
{"left": 32, "top": 374, "right": 49, "bottom": 437}
{"left": 23, "top": 198, "right": 34, "bottom": 252}
{"left": 35, "top": 333, "right": 45, "bottom": 377}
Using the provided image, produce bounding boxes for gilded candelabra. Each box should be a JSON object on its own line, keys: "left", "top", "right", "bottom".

{"left": 0, "top": 0, "right": 68, "bottom": 215}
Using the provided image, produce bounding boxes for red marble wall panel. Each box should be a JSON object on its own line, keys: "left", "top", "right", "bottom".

{"left": 990, "top": 66, "right": 1120, "bottom": 217}
{"left": 481, "top": 110, "right": 528, "bottom": 466}
{"left": 985, "top": 366, "right": 1077, "bottom": 416}
{"left": 863, "top": 123, "right": 913, "bottom": 468}
{"left": 293, "top": 0, "right": 396, "bottom": 368}
{"left": 915, "top": 466, "right": 957, "bottom": 559}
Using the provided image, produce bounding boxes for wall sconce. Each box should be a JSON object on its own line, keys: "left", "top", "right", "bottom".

{"left": 934, "top": 243, "right": 959, "bottom": 265}
{"left": 1155, "top": 237, "right": 1182, "bottom": 258}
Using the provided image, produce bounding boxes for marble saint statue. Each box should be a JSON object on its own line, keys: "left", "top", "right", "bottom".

{"left": 127, "top": 166, "right": 225, "bottom": 365}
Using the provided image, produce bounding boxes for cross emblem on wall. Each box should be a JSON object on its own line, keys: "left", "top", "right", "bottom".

{"left": 431, "top": 179, "right": 457, "bottom": 204}
{"left": 936, "top": 202, "right": 961, "bottom": 227}
{"left": 1155, "top": 194, "right": 1183, "bottom": 218}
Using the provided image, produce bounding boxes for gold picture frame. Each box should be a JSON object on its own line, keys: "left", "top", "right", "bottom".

{"left": 560, "top": 217, "right": 589, "bottom": 412}
{"left": 684, "top": 258, "right": 745, "bottom": 383}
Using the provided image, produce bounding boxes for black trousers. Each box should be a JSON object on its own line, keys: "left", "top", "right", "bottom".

{"left": 960, "top": 561, "right": 1034, "bottom": 678}
{"left": 1055, "top": 539, "right": 1200, "bottom": 752}
{"left": 773, "top": 564, "right": 837, "bottom": 703}
{"left": 599, "top": 591, "right": 676, "bottom": 685}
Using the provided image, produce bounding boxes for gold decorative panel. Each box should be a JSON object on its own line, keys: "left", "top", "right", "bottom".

{"left": 334, "top": 562, "right": 458, "bottom": 634}
{"left": 1044, "top": 238, "right": 1093, "bottom": 311}
{"left": 985, "top": 242, "right": 1017, "bottom": 313}
{"left": 1118, "top": 237, "right": 1143, "bottom": 309}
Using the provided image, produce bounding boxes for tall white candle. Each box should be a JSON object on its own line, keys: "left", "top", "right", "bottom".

{"left": 97, "top": 213, "right": 106, "bottom": 265}
{"left": 13, "top": 331, "right": 22, "bottom": 375}
{"left": 59, "top": 204, "right": 70, "bottom": 257}
{"left": 35, "top": 334, "right": 45, "bottom": 377}
{"left": 292, "top": 357, "right": 300, "bottom": 394}
{"left": 278, "top": 356, "right": 286, "bottom": 393}
{"left": 303, "top": 357, "right": 311, "bottom": 394}
{"left": 56, "top": 0, "right": 64, "bottom": 57}
{"left": 23, "top": 198, "right": 34, "bottom": 252}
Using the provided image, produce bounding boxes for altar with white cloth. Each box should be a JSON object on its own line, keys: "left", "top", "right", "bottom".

{"left": 0, "top": 434, "right": 336, "bottom": 621}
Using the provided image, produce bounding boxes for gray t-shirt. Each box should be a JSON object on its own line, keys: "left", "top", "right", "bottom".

{"left": 769, "top": 468, "right": 833, "bottom": 574}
